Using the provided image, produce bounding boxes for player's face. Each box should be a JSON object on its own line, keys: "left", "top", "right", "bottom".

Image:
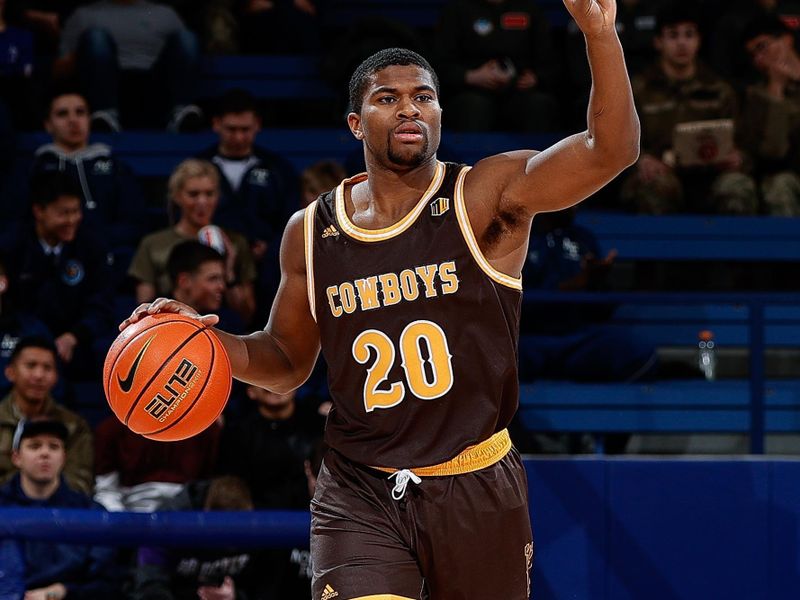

{"left": 5, "top": 347, "right": 58, "bottom": 402}
{"left": 45, "top": 94, "right": 90, "bottom": 151}
{"left": 12, "top": 434, "right": 66, "bottom": 485}
{"left": 214, "top": 111, "right": 261, "bottom": 158}
{"left": 656, "top": 23, "right": 700, "bottom": 68}
{"left": 186, "top": 261, "right": 226, "bottom": 312}
{"left": 176, "top": 176, "right": 219, "bottom": 228}
{"left": 349, "top": 65, "right": 441, "bottom": 170}
{"left": 33, "top": 195, "right": 82, "bottom": 244}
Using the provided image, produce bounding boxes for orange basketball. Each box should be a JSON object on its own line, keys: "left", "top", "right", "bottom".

{"left": 103, "top": 313, "right": 231, "bottom": 441}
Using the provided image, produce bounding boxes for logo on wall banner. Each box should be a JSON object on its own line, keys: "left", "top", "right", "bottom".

{"left": 430, "top": 197, "right": 450, "bottom": 217}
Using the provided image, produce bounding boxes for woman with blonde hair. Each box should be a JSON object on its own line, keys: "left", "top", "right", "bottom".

{"left": 128, "top": 159, "right": 257, "bottom": 324}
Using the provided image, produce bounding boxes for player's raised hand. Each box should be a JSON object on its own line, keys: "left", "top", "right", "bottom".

{"left": 119, "top": 297, "right": 220, "bottom": 331}
{"left": 563, "top": 0, "right": 617, "bottom": 38}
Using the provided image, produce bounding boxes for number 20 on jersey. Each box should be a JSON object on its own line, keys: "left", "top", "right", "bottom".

{"left": 352, "top": 319, "right": 454, "bottom": 412}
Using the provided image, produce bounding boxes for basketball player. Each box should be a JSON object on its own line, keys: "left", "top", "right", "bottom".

{"left": 121, "top": 1, "right": 638, "bottom": 597}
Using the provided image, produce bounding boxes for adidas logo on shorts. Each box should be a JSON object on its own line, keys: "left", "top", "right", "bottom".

{"left": 321, "top": 584, "right": 339, "bottom": 599}
{"left": 322, "top": 225, "right": 340, "bottom": 238}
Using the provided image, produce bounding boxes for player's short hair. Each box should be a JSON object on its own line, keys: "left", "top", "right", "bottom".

{"left": 30, "top": 171, "right": 83, "bottom": 208}
{"left": 9, "top": 335, "right": 57, "bottom": 364}
{"left": 215, "top": 87, "right": 260, "bottom": 118}
{"left": 166, "top": 240, "right": 225, "bottom": 286}
{"left": 656, "top": 2, "right": 700, "bottom": 33}
{"left": 167, "top": 159, "right": 220, "bottom": 203}
{"left": 348, "top": 47, "right": 440, "bottom": 114}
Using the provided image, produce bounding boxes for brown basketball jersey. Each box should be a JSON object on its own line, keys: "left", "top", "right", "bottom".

{"left": 304, "top": 161, "right": 521, "bottom": 468}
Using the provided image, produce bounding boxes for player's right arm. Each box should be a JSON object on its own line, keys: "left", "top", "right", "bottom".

{"left": 121, "top": 210, "right": 321, "bottom": 393}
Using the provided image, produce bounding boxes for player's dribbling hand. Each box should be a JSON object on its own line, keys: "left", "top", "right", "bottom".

{"left": 118, "top": 298, "right": 220, "bottom": 331}
{"left": 562, "top": 0, "right": 617, "bottom": 39}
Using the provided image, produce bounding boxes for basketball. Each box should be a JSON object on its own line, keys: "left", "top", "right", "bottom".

{"left": 103, "top": 313, "right": 231, "bottom": 441}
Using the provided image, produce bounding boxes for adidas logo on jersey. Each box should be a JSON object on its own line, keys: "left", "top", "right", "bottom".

{"left": 322, "top": 225, "right": 340, "bottom": 238}
{"left": 320, "top": 584, "right": 339, "bottom": 599}
{"left": 430, "top": 196, "right": 450, "bottom": 216}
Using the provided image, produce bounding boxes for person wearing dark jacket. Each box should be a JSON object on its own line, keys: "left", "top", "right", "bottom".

{"left": 0, "top": 417, "right": 120, "bottom": 599}
{"left": 433, "top": 0, "right": 560, "bottom": 131}
{"left": 197, "top": 89, "right": 300, "bottom": 315}
{"left": 1, "top": 89, "right": 146, "bottom": 258}
{"left": 0, "top": 172, "right": 114, "bottom": 375}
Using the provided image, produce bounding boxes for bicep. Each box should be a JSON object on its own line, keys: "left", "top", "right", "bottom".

{"left": 473, "top": 134, "right": 620, "bottom": 217}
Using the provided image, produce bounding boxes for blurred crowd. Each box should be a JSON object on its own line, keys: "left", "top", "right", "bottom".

{"left": 1, "top": 0, "right": 800, "bottom": 597}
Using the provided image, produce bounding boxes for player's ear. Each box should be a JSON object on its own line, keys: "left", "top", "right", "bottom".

{"left": 347, "top": 112, "right": 364, "bottom": 140}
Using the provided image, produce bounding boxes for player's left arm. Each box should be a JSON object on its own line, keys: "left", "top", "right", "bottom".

{"left": 466, "top": 0, "right": 639, "bottom": 220}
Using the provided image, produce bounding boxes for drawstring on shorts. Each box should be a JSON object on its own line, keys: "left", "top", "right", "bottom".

{"left": 388, "top": 469, "right": 421, "bottom": 500}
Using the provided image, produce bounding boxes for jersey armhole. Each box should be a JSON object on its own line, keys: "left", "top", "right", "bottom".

{"left": 454, "top": 166, "right": 523, "bottom": 291}
{"left": 303, "top": 202, "right": 318, "bottom": 322}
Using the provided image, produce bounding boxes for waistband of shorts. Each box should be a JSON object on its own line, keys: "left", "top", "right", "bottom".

{"left": 370, "top": 429, "right": 512, "bottom": 477}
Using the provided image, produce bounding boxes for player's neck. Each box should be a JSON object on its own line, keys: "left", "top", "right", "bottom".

{"left": 358, "top": 156, "right": 438, "bottom": 220}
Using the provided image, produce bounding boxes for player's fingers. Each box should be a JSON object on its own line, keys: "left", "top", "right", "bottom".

{"left": 118, "top": 303, "right": 153, "bottom": 331}
{"left": 196, "top": 313, "right": 221, "bottom": 327}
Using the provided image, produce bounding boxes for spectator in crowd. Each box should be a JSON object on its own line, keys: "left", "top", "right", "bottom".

{"left": 433, "top": 0, "right": 560, "bottom": 131}
{"left": 198, "top": 88, "right": 300, "bottom": 263}
{"left": 301, "top": 159, "right": 346, "bottom": 207}
{"left": 167, "top": 240, "right": 246, "bottom": 333}
{"left": 217, "top": 385, "right": 324, "bottom": 510}
{"left": 2, "top": 88, "right": 147, "bottom": 254}
{"left": 93, "top": 414, "right": 221, "bottom": 512}
{"left": 53, "top": 0, "right": 203, "bottom": 131}
{"left": 0, "top": 417, "right": 120, "bottom": 598}
{"left": 740, "top": 13, "right": 800, "bottom": 215}
{"left": 0, "top": 172, "right": 115, "bottom": 375}
{"left": 132, "top": 476, "right": 280, "bottom": 600}
{"left": 709, "top": 0, "right": 800, "bottom": 93}
{"left": 0, "top": 258, "right": 51, "bottom": 396}
{"left": 129, "top": 159, "right": 258, "bottom": 325}
{"left": 0, "top": 336, "right": 93, "bottom": 494}
{"left": 620, "top": 3, "right": 758, "bottom": 215}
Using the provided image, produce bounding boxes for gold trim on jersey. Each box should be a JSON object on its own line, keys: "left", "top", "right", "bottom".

{"left": 304, "top": 202, "right": 318, "bottom": 322}
{"left": 335, "top": 161, "right": 445, "bottom": 242}
{"left": 371, "top": 429, "right": 511, "bottom": 477}
{"left": 453, "top": 166, "right": 523, "bottom": 290}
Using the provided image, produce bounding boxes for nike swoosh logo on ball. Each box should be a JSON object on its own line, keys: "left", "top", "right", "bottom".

{"left": 117, "top": 335, "right": 156, "bottom": 393}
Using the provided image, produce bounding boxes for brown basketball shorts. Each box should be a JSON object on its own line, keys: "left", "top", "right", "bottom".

{"left": 310, "top": 447, "right": 533, "bottom": 600}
